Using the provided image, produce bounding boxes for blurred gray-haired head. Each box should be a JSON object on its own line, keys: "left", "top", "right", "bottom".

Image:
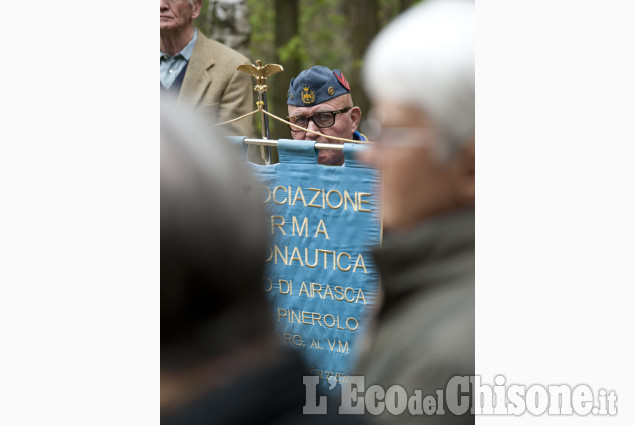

{"left": 363, "top": 0, "right": 475, "bottom": 152}
{"left": 160, "top": 94, "right": 271, "bottom": 369}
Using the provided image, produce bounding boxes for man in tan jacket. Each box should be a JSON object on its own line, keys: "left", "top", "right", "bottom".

{"left": 160, "top": 0, "right": 254, "bottom": 137}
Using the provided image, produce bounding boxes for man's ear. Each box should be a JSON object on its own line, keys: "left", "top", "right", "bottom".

{"left": 350, "top": 106, "right": 362, "bottom": 133}
{"left": 192, "top": 0, "right": 203, "bottom": 19}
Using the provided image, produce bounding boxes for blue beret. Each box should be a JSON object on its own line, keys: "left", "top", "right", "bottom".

{"left": 287, "top": 66, "right": 351, "bottom": 107}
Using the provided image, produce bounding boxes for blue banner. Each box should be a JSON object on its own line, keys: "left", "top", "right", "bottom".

{"left": 247, "top": 139, "right": 382, "bottom": 387}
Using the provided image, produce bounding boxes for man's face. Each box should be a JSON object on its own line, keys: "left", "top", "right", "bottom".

{"left": 358, "top": 100, "right": 475, "bottom": 231}
{"left": 160, "top": 0, "right": 200, "bottom": 32}
{"left": 287, "top": 95, "right": 361, "bottom": 166}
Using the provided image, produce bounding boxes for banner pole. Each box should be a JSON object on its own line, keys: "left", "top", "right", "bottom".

{"left": 258, "top": 91, "right": 271, "bottom": 164}
{"left": 242, "top": 138, "right": 359, "bottom": 151}
{"left": 237, "top": 60, "right": 284, "bottom": 165}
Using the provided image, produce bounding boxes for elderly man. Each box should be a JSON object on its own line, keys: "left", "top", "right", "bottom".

{"left": 287, "top": 66, "right": 367, "bottom": 166}
{"left": 355, "top": 1, "right": 475, "bottom": 424}
{"left": 160, "top": 0, "right": 254, "bottom": 137}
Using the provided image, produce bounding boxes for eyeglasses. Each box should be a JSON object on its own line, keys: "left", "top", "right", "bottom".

{"left": 362, "top": 116, "right": 438, "bottom": 149}
{"left": 287, "top": 107, "right": 352, "bottom": 132}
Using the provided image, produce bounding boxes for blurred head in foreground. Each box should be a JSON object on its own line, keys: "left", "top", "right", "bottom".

{"left": 160, "top": 95, "right": 273, "bottom": 415}
{"left": 360, "top": 0, "right": 475, "bottom": 231}
{"left": 353, "top": 3, "right": 475, "bottom": 422}
{"left": 161, "top": 95, "right": 369, "bottom": 424}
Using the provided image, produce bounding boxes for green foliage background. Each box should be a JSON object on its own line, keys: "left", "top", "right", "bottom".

{"left": 196, "top": 0, "right": 422, "bottom": 139}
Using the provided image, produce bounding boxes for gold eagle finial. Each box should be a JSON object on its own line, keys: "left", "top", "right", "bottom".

{"left": 237, "top": 60, "right": 284, "bottom": 92}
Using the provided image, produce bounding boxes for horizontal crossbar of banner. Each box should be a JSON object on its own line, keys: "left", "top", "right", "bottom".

{"left": 243, "top": 138, "right": 370, "bottom": 151}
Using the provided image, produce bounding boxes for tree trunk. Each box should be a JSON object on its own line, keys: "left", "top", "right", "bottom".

{"left": 205, "top": 0, "right": 252, "bottom": 58}
{"left": 270, "top": 0, "right": 300, "bottom": 142}
{"left": 348, "top": 0, "right": 379, "bottom": 127}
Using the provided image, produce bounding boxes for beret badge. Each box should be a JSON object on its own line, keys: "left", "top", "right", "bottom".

{"left": 301, "top": 86, "right": 316, "bottom": 104}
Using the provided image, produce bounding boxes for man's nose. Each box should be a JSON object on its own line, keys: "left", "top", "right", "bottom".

{"left": 304, "top": 119, "right": 321, "bottom": 140}
{"left": 160, "top": 0, "right": 169, "bottom": 10}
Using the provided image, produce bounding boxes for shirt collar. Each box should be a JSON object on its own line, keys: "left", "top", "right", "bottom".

{"left": 353, "top": 130, "right": 367, "bottom": 141}
{"left": 160, "top": 29, "right": 198, "bottom": 60}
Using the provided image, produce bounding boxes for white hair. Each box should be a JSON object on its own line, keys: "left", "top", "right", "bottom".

{"left": 363, "top": 0, "right": 474, "bottom": 151}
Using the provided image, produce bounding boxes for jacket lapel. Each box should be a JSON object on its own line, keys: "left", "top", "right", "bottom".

{"left": 179, "top": 33, "right": 214, "bottom": 106}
